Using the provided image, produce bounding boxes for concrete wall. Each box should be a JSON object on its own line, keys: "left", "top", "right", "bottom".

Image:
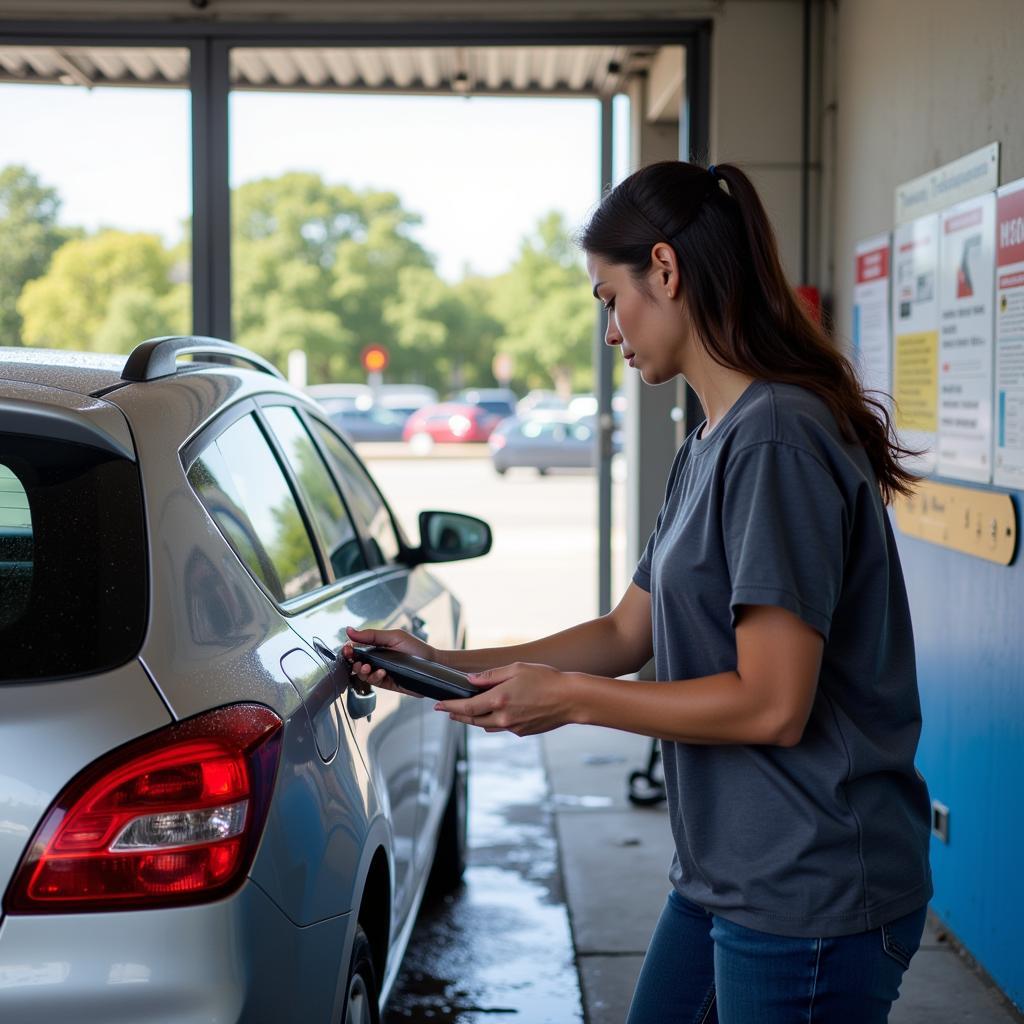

{"left": 710, "top": 0, "right": 820, "bottom": 284}
{"left": 827, "top": 0, "right": 1024, "bottom": 1010}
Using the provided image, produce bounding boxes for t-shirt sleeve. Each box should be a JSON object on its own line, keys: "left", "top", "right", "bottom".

{"left": 721, "top": 442, "right": 848, "bottom": 639}
{"left": 632, "top": 444, "right": 688, "bottom": 593}
{"left": 633, "top": 526, "right": 657, "bottom": 592}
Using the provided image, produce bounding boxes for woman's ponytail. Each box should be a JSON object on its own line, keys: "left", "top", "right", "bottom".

{"left": 580, "top": 160, "right": 920, "bottom": 504}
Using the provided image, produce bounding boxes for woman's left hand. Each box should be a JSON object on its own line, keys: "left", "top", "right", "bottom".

{"left": 436, "top": 662, "right": 577, "bottom": 736}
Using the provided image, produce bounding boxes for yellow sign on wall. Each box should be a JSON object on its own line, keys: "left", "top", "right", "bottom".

{"left": 894, "top": 480, "right": 1017, "bottom": 565}
{"left": 893, "top": 330, "right": 939, "bottom": 431}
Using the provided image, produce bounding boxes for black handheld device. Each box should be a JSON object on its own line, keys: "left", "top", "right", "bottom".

{"left": 352, "top": 647, "right": 481, "bottom": 701}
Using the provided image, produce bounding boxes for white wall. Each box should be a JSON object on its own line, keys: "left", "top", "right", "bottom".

{"left": 829, "top": 0, "right": 1024, "bottom": 346}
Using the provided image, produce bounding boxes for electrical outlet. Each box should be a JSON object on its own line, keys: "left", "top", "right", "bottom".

{"left": 931, "top": 800, "right": 950, "bottom": 843}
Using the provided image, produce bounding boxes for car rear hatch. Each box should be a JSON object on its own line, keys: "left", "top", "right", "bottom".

{"left": 0, "top": 380, "right": 171, "bottom": 922}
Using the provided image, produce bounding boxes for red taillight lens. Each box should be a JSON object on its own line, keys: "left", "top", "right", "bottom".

{"left": 4, "top": 704, "right": 282, "bottom": 914}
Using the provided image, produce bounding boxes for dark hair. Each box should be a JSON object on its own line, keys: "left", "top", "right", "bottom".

{"left": 579, "top": 160, "right": 918, "bottom": 504}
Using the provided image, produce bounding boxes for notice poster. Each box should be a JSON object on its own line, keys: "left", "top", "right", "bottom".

{"left": 892, "top": 214, "right": 940, "bottom": 473}
{"left": 852, "top": 234, "right": 892, "bottom": 403}
{"left": 994, "top": 178, "right": 1024, "bottom": 488}
{"left": 937, "top": 194, "right": 996, "bottom": 483}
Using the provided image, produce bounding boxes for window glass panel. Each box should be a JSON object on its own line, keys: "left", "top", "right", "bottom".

{"left": 262, "top": 406, "right": 368, "bottom": 580}
{"left": 0, "top": 441, "right": 146, "bottom": 681}
{"left": 311, "top": 421, "right": 400, "bottom": 567}
{"left": 0, "top": 48, "right": 192, "bottom": 349}
{"left": 188, "top": 414, "right": 321, "bottom": 601}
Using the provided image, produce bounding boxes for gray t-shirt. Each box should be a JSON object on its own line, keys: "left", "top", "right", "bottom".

{"left": 634, "top": 379, "right": 932, "bottom": 938}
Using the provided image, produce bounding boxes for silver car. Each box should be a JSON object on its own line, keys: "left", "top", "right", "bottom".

{"left": 0, "top": 337, "right": 491, "bottom": 1023}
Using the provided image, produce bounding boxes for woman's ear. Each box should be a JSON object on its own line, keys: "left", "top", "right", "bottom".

{"left": 649, "top": 242, "right": 680, "bottom": 299}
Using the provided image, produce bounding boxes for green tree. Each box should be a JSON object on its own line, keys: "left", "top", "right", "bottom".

{"left": 0, "top": 165, "right": 78, "bottom": 345}
{"left": 488, "top": 211, "right": 595, "bottom": 395}
{"left": 18, "top": 229, "right": 186, "bottom": 352}
{"left": 232, "top": 173, "right": 432, "bottom": 381}
{"left": 383, "top": 267, "right": 503, "bottom": 390}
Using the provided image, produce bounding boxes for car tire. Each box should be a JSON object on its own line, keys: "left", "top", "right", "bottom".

{"left": 342, "top": 925, "right": 380, "bottom": 1024}
{"left": 409, "top": 431, "right": 435, "bottom": 455}
{"left": 537, "top": 467, "right": 549, "bottom": 476}
{"left": 494, "top": 465, "right": 507, "bottom": 476}
{"left": 428, "top": 725, "right": 469, "bottom": 894}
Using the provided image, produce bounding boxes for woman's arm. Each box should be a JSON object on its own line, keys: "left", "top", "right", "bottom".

{"left": 440, "top": 604, "right": 823, "bottom": 747}
{"left": 443, "top": 582, "right": 653, "bottom": 677}
{"left": 343, "top": 582, "right": 654, "bottom": 686}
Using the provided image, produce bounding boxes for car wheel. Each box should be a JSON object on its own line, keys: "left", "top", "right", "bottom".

{"left": 428, "top": 725, "right": 469, "bottom": 893}
{"left": 409, "top": 431, "right": 435, "bottom": 455}
{"left": 537, "top": 466, "right": 549, "bottom": 476}
{"left": 494, "top": 464, "right": 507, "bottom": 476}
{"left": 343, "top": 925, "right": 380, "bottom": 1024}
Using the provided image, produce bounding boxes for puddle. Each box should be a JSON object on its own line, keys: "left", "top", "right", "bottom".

{"left": 384, "top": 731, "right": 583, "bottom": 1024}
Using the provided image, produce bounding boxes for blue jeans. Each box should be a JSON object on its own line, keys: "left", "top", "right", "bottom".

{"left": 626, "top": 890, "right": 927, "bottom": 1023}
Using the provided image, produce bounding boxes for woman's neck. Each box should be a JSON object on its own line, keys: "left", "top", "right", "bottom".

{"left": 684, "top": 354, "right": 756, "bottom": 438}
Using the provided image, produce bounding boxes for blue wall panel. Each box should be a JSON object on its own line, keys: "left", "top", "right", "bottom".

{"left": 896, "top": 492, "right": 1024, "bottom": 1011}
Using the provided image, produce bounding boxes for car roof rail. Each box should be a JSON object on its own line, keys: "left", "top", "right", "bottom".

{"left": 121, "top": 335, "right": 285, "bottom": 383}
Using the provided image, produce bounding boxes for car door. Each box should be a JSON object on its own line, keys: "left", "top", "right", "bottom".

{"left": 298, "top": 411, "right": 458, "bottom": 868}
{"left": 258, "top": 401, "right": 428, "bottom": 921}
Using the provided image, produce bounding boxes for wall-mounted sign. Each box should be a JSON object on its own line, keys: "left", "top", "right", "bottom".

{"left": 937, "top": 193, "right": 996, "bottom": 483}
{"left": 852, "top": 233, "right": 892, "bottom": 404}
{"left": 895, "top": 143, "right": 999, "bottom": 226}
{"left": 894, "top": 480, "right": 1016, "bottom": 565}
{"left": 892, "top": 214, "right": 939, "bottom": 473}
{"left": 994, "top": 177, "right": 1024, "bottom": 488}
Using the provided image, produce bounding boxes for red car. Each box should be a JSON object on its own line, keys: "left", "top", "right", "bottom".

{"left": 402, "top": 401, "right": 508, "bottom": 451}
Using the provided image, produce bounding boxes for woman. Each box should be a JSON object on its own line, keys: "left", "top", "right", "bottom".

{"left": 344, "top": 160, "right": 932, "bottom": 1023}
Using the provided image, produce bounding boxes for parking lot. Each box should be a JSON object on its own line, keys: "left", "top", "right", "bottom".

{"left": 363, "top": 449, "right": 628, "bottom": 648}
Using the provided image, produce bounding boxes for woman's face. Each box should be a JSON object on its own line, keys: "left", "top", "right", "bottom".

{"left": 586, "top": 247, "right": 692, "bottom": 387}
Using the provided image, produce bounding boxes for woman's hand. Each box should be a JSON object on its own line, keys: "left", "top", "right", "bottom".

{"left": 341, "top": 626, "right": 437, "bottom": 698}
{"left": 436, "top": 662, "right": 577, "bottom": 736}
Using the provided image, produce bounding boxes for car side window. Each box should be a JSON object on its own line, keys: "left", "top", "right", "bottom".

{"left": 311, "top": 421, "right": 401, "bottom": 567}
{"left": 262, "top": 406, "right": 369, "bottom": 581}
{"left": 188, "top": 412, "right": 323, "bottom": 602}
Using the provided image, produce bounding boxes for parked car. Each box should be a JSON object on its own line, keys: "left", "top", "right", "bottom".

{"left": 516, "top": 389, "right": 567, "bottom": 417}
{"left": 489, "top": 411, "right": 621, "bottom": 475}
{"left": 402, "top": 401, "right": 506, "bottom": 451}
{"left": 325, "top": 401, "right": 407, "bottom": 442}
{"left": 374, "top": 384, "right": 439, "bottom": 424}
{"left": 450, "top": 388, "right": 518, "bottom": 422}
{"left": 305, "top": 382, "right": 374, "bottom": 416}
{"left": 0, "top": 337, "right": 492, "bottom": 1023}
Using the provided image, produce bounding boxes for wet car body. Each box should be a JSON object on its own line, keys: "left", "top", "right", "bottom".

{"left": 0, "top": 340, "right": 488, "bottom": 1023}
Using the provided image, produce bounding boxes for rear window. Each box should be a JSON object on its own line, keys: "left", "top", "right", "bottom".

{"left": 0, "top": 438, "right": 147, "bottom": 682}
{"left": 477, "top": 401, "right": 514, "bottom": 416}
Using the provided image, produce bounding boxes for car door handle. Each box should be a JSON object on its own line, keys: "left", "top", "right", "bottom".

{"left": 347, "top": 687, "right": 376, "bottom": 721}
{"left": 312, "top": 638, "right": 337, "bottom": 662}
{"left": 410, "top": 615, "right": 429, "bottom": 642}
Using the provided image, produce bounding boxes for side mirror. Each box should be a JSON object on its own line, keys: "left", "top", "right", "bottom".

{"left": 416, "top": 510, "right": 492, "bottom": 564}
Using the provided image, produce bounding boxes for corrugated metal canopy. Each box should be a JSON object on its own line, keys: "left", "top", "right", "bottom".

{"left": 0, "top": 0, "right": 715, "bottom": 22}
{"left": 0, "top": 43, "right": 662, "bottom": 96}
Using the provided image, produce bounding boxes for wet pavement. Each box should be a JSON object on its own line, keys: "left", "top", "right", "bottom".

{"left": 384, "top": 730, "right": 584, "bottom": 1024}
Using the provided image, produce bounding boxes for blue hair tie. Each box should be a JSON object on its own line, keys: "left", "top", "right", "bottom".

{"left": 708, "top": 164, "right": 719, "bottom": 179}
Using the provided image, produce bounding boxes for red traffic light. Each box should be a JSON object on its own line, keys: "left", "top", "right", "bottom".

{"left": 361, "top": 345, "right": 389, "bottom": 373}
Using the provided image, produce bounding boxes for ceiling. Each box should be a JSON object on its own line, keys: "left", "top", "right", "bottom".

{"left": 0, "top": 42, "right": 665, "bottom": 96}
{"left": 0, "top": 0, "right": 717, "bottom": 22}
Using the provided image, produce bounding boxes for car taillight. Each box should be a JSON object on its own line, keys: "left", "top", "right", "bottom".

{"left": 4, "top": 704, "right": 283, "bottom": 914}
{"left": 489, "top": 434, "right": 507, "bottom": 450}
